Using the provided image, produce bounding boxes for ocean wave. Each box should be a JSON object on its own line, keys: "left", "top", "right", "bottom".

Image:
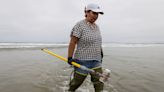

{"left": 102, "top": 43, "right": 164, "bottom": 47}
{"left": 0, "top": 43, "right": 68, "bottom": 48}
{"left": 0, "top": 43, "right": 164, "bottom": 48}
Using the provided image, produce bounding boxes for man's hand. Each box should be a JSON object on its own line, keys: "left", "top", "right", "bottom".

{"left": 67, "top": 57, "right": 74, "bottom": 65}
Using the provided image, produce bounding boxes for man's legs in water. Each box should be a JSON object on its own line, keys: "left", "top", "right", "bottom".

{"left": 68, "top": 72, "right": 87, "bottom": 91}
{"left": 91, "top": 68, "right": 104, "bottom": 92}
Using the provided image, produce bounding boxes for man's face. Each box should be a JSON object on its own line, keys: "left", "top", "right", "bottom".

{"left": 86, "top": 11, "right": 99, "bottom": 23}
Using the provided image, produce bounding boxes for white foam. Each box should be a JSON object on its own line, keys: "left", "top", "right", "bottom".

{"left": 102, "top": 43, "right": 164, "bottom": 47}
{"left": 0, "top": 43, "right": 68, "bottom": 48}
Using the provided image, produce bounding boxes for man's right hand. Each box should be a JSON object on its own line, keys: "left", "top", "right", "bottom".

{"left": 67, "top": 57, "right": 74, "bottom": 65}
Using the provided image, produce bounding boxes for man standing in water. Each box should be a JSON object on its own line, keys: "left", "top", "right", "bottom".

{"left": 67, "top": 3, "right": 104, "bottom": 92}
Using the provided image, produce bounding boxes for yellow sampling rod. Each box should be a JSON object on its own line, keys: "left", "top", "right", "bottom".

{"left": 41, "top": 48, "right": 94, "bottom": 73}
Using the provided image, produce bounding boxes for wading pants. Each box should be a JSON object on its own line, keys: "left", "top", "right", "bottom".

{"left": 68, "top": 68, "right": 104, "bottom": 92}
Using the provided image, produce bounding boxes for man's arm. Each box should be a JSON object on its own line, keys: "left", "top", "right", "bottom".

{"left": 101, "top": 48, "right": 103, "bottom": 58}
{"left": 101, "top": 47, "right": 103, "bottom": 63}
{"left": 67, "top": 36, "right": 79, "bottom": 65}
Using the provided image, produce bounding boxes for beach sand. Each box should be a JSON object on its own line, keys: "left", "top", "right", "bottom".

{"left": 0, "top": 46, "right": 164, "bottom": 92}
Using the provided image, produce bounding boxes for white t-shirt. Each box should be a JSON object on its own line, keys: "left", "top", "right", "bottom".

{"left": 71, "top": 19, "right": 102, "bottom": 61}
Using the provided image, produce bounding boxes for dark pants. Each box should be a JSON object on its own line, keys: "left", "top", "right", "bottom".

{"left": 68, "top": 68, "right": 104, "bottom": 92}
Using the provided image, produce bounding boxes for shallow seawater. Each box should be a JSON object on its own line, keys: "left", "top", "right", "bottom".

{"left": 0, "top": 46, "right": 164, "bottom": 92}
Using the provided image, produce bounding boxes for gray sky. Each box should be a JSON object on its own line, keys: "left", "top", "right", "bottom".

{"left": 0, "top": 0, "right": 164, "bottom": 43}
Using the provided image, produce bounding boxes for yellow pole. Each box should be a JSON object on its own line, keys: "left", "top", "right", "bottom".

{"left": 41, "top": 48, "right": 108, "bottom": 79}
{"left": 41, "top": 48, "right": 81, "bottom": 68}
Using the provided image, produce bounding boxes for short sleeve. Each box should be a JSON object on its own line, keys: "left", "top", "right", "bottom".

{"left": 70, "top": 23, "right": 82, "bottom": 38}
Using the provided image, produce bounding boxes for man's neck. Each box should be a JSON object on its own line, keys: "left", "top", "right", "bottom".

{"left": 85, "top": 19, "right": 95, "bottom": 24}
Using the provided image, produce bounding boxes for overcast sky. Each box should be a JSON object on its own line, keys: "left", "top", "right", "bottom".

{"left": 0, "top": 0, "right": 164, "bottom": 43}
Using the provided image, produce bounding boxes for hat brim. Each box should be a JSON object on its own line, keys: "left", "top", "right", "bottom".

{"left": 92, "top": 9, "right": 104, "bottom": 15}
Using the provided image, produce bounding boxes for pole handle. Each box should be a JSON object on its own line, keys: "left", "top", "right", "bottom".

{"left": 41, "top": 49, "right": 81, "bottom": 68}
